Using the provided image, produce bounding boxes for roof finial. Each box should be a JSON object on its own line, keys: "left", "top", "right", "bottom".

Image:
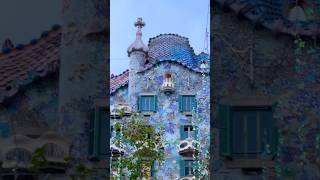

{"left": 135, "top": 17, "right": 145, "bottom": 29}
{"left": 127, "top": 17, "right": 149, "bottom": 56}
{"left": 2, "top": 38, "right": 14, "bottom": 51}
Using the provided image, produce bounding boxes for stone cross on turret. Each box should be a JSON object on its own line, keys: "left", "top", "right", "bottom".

{"left": 135, "top": 17, "right": 145, "bottom": 31}
{"left": 127, "top": 17, "right": 149, "bottom": 57}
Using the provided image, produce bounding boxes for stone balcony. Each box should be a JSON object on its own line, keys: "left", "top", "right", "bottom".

{"left": 180, "top": 175, "right": 196, "bottom": 180}
{"left": 178, "top": 138, "right": 199, "bottom": 157}
{"left": 110, "top": 103, "right": 132, "bottom": 118}
{"left": 161, "top": 79, "right": 175, "bottom": 93}
{"left": 110, "top": 144, "right": 124, "bottom": 158}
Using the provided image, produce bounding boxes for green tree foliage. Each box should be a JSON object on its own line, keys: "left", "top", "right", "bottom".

{"left": 112, "top": 109, "right": 165, "bottom": 180}
{"left": 29, "top": 147, "right": 48, "bottom": 173}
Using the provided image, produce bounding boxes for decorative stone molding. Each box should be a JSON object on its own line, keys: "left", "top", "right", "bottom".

{"left": 178, "top": 138, "right": 198, "bottom": 157}
{"left": 180, "top": 175, "right": 196, "bottom": 180}
{"left": 110, "top": 103, "right": 132, "bottom": 117}
{"left": 162, "top": 73, "right": 175, "bottom": 93}
{"left": 110, "top": 144, "right": 124, "bottom": 158}
{"left": 0, "top": 131, "right": 70, "bottom": 168}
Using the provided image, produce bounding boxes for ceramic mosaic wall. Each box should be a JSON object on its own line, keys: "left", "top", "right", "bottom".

{"left": 111, "top": 59, "right": 210, "bottom": 179}
{"left": 59, "top": 0, "right": 108, "bottom": 165}
{"left": 110, "top": 87, "right": 128, "bottom": 106}
{"left": 0, "top": 73, "right": 59, "bottom": 132}
{"left": 211, "top": 11, "right": 320, "bottom": 180}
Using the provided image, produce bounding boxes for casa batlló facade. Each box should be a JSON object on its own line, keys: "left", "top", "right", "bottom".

{"left": 110, "top": 18, "right": 210, "bottom": 179}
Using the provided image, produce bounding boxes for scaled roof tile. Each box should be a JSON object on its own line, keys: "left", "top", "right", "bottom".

{"left": 0, "top": 27, "right": 61, "bottom": 103}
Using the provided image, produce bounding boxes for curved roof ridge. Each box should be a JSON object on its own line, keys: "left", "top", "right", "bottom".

{"left": 148, "top": 33, "right": 189, "bottom": 44}
{"left": 197, "top": 52, "right": 209, "bottom": 55}
{"left": 147, "top": 33, "right": 196, "bottom": 56}
{"left": 138, "top": 60, "right": 210, "bottom": 74}
{"left": 0, "top": 25, "right": 61, "bottom": 103}
{"left": 0, "top": 24, "right": 61, "bottom": 57}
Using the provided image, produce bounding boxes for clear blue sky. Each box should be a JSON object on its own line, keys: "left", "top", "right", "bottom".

{"left": 111, "top": 0, "right": 210, "bottom": 75}
{"left": 0, "top": 0, "right": 61, "bottom": 45}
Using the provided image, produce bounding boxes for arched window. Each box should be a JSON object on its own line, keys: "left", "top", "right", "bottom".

{"left": 165, "top": 73, "right": 172, "bottom": 79}
{"left": 43, "top": 143, "right": 65, "bottom": 158}
{"left": 6, "top": 148, "right": 32, "bottom": 163}
{"left": 162, "top": 73, "right": 174, "bottom": 92}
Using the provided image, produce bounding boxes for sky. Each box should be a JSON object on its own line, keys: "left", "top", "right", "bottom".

{"left": 0, "top": 1, "right": 210, "bottom": 75}
{"left": 0, "top": 0, "right": 61, "bottom": 45}
{"left": 111, "top": 0, "right": 210, "bottom": 75}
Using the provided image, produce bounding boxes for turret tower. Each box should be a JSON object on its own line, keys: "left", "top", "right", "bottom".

{"left": 127, "top": 17, "right": 149, "bottom": 109}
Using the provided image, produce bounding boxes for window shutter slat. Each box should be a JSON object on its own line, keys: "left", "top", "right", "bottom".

{"left": 153, "top": 95, "right": 157, "bottom": 112}
{"left": 98, "top": 107, "right": 108, "bottom": 159}
{"left": 88, "top": 111, "right": 95, "bottom": 158}
{"left": 271, "top": 104, "right": 278, "bottom": 158}
{"left": 180, "top": 125, "right": 185, "bottom": 140}
{"left": 137, "top": 96, "right": 141, "bottom": 112}
{"left": 94, "top": 108, "right": 100, "bottom": 157}
{"left": 179, "top": 159, "right": 185, "bottom": 177}
{"left": 88, "top": 109, "right": 99, "bottom": 160}
{"left": 88, "top": 107, "right": 109, "bottom": 160}
{"left": 193, "top": 96, "right": 197, "bottom": 112}
{"left": 218, "top": 104, "right": 231, "bottom": 157}
{"left": 179, "top": 95, "right": 182, "bottom": 112}
{"left": 193, "top": 125, "right": 199, "bottom": 139}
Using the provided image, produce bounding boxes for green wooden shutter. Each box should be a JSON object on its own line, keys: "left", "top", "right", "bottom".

{"left": 192, "top": 96, "right": 197, "bottom": 112}
{"left": 88, "top": 111, "right": 95, "bottom": 158}
{"left": 270, "top": 104, "right": 278, "bottom": 158}
{"left": 193, "top": 125, "right": 199, "bottom": 139}
{"left": 153, "top": 95, "right": 157, "bottom": 112}
{"left": 180, "top": 125, "right": 186, "bottom": 140}
{"left": 179, "top": 95, "right": 183, "bottom": 112}
{"left": 179, "top": 159, "right": 185, "bottom": 177}
{"left": 88, "top": 107, "right": 109, "bottom": 161}
{"left": 98, "top": 107, "right": 109, "bottom": 159}
{"left": 137, "top": 96, "right": 141, "bottom": 112}
{"left": 88, "top": 109, "right": 99, "bottom": 160}
{"left": 218, "top": 104, "right": 231, "bottom": 157}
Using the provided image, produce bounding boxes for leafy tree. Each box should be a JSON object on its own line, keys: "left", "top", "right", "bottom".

{"left": 112, "top": 110, "right": 165, "bottom": 180}
{"left": 29, "top": 146, "right": 48, "bottom": 174}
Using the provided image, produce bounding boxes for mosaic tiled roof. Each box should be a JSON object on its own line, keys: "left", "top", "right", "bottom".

{"left": 147, "top": 34, "right": 210, "bottom": 70}
{"left": 215, "top": 0, "right": 320, "bottom": 36}
{"left": 110, "top": 70, "right": 129, "bottom": 94}
{"left": 0, "top": 25, "right": 61, "bottom": 103}
{"left": 0, "top": 22, "right": 207, "bottom": 98}
{"left": 111, "top": 34, "right": 211, "bottom": 94}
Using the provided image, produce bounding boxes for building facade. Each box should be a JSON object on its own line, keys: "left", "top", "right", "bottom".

{"left": 0, "top": 0, "right": 109, "bottom": 179}
{"left": 110, "top": 18, "right": 210, "bottom": 179}
{"left": 211, "top": 0, "right": 320, "bottom": 179}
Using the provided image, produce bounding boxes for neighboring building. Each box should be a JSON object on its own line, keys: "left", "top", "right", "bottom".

{"left": 212, "top": 0, "right": 320, "bottom": 179}
{"left": 0, "top": 0, "right": 108, "bottom": 179}
{"left": 110, "top": 18, "right": 210, "bottom": 179}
